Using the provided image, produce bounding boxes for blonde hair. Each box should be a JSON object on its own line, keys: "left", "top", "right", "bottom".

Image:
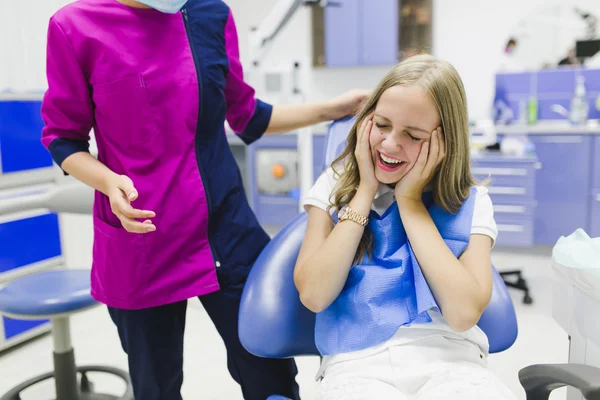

{"left": 329, "top": 54, "right": 476, "bottom": 264}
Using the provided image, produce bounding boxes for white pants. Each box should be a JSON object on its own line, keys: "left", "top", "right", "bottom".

{"left": 319, "top": 335, "right": 517, "bottom": 400}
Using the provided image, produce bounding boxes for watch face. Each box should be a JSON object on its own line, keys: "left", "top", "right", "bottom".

{"left": 338, "top": 206, "right": 348, "bottom": 219}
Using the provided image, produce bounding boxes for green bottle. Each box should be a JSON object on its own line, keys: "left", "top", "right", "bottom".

{"left": 527, "top": 97, "right": 538, "bottom": 125}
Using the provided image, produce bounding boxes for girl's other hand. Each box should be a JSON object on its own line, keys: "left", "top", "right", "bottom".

{"left": 394, "top": 126, "right": 445, "bottom": 203}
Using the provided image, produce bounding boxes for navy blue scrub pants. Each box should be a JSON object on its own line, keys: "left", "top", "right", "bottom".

{"left": 107, "top": 265, "right": 300, "bottom": 400}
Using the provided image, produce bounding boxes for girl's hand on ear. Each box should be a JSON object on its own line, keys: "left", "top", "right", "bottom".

{"left": 355, "top": 113, "right": 379, "bottom": 197}
{"left": 394, "top": 127, "right": 446, "bottom": 203}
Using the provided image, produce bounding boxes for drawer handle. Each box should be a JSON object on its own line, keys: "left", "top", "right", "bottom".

{"left": 488, "top": 187, "right": 527, "bottom": 195}
{"left": 535, "top": 162, "right": 542, "bottom": 170}
{"left": 494, "top": 205, "right": 526, "bottom": 213}
{"left": 471, "top": 167, "right": 527, "bottom": 176}
{"left": 497, "top": 224, "right": 525, "bottom": 232}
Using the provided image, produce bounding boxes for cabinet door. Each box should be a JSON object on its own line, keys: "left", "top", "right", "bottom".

{"left": 529, "top": 135, "right": 592, "bottom": 244}
{"left": 591, "top": 188, "right": 600, "bottom": 239}
{"left": 360, "top": 0, "right": 398, "bottom": 66}
{"left": 324, "top": 0, "right": 361, "bottom": 67}
{"left": 0, "top": 213, "right": 62, "bottom": 274}
{"left": 0, "top": 100, "right": 53, "bottom": 173}
{"left": 593, "top": 136, "right": 600, "bottom": 188}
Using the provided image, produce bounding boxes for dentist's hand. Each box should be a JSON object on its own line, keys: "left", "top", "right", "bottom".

{"left": 325, "top": 89, "right": 371, "bottom": 121}
{"left": 107, "top": 175, "right": 156, "bottom": 233}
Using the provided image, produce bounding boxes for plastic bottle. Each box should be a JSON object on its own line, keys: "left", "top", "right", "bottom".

{"left": 527, "top": 96, "right": 538, "bottom": 125}
{"left": 570, "top": 75, "right": 589, "bottom": 125}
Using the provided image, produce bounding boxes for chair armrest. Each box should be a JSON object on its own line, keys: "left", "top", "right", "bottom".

{"left": 519, "top": 363, "right": 600, "bottom": 400}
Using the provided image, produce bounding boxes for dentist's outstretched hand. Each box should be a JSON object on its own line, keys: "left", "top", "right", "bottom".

{"left": 326, "top": 89, "right": 372, "bottom": 121}
{"left": 108, "top": 175, "right": 156, "bottom": 233}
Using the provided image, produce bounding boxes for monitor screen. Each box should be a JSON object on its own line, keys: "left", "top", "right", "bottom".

{"left": 576, "top": 39, "right": 600, "bottom": 58}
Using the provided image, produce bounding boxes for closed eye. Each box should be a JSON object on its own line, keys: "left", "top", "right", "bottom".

{"left": 375, "top": 122, "right": 390, "bottom": 130}
{"left": 406, "top": 131, "right": 421, "bottom": 142}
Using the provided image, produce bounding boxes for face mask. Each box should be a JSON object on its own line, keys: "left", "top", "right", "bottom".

{"left": 136, "top": 0, "right": 188, "bottom": 14}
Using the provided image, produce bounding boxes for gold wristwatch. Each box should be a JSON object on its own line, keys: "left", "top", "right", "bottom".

{"left": 338, "top": 205, "right": 369, "bottom": 226}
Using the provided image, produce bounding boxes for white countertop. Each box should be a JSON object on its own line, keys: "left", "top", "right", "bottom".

{"left": 474, "top": 121, "right": 600, "bottom": 135}
{"left": 0, "top": 92, "right": 44, "bottom": 101}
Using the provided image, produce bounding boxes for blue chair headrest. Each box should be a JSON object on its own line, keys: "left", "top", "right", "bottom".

{"left": 322, "top": 115, "right": 357, "bottom": 172}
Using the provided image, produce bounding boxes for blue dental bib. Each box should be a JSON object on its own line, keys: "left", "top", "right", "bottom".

{"left": 315, "top": 187, "right": 478, "bottom": 356}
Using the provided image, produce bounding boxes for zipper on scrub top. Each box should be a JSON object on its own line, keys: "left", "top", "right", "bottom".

{"left": 182, "top": 8, "right": 221, "bottom": 269}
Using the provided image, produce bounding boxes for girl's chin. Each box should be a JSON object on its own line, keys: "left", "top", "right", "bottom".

{"left": 375, "top": 169, "right": 404, "bottom": 186}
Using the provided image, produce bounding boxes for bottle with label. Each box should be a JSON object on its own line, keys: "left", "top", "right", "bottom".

{"left": 527, "top": 96, "right": 538, "bottom": 125}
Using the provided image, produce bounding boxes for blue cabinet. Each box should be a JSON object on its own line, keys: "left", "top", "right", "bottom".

{"left": 529, "top": 135, "right": 593, "bottom": 244}
{"left": 0, "top": 213, "right": 62, "bottom": 274}
{"left": 471, "top": 154, "right": 537, "bottom": 247}
{"left": 360, "top": 0, "right": 398, "bottom": 66}
{"left": 248, "top": 134, "right": 327, "bottom": 229}
{"left": 0, "top": 98, "right": 53, "bottom": 173}
{"left": 3, "top": 317, "right": 48, "bottom": 340}
{"left": 324, "top": 0, "right": 361, "bottom": 67}
{"left": 324, "top": 0, "right": 398, "bottom": 67}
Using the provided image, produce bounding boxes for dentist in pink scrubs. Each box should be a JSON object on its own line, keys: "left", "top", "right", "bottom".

{"left": 41, "top": 0, "right": 368, "bottom": 398}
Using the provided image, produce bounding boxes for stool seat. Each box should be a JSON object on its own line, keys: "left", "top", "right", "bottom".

{"left": 0, "top": 269, "right": 97, "bottom": 318}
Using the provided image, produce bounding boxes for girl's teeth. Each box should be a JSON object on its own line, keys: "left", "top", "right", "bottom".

{"left": 380, "top": 153, "right": 402, "bottom": 164}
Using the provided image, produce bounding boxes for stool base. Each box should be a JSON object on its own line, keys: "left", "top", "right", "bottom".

{"left": 0, "top": 364, "right": 133, "bottom": 400}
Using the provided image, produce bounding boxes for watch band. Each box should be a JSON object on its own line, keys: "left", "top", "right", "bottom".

{"left": 339, "top": 206, "right": 369, "bottom": 227}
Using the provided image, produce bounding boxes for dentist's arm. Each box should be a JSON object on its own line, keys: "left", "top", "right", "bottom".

{"left": 266, "top": 90, "right": 369, "bottom": 134}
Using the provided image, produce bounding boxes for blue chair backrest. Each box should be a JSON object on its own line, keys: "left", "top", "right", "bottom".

{"left": 239, "top": 117, "right": 518, "bottom": 359}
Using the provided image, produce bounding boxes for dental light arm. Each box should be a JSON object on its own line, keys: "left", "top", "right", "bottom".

{"left": 248, "top": 0, "right": 336, "bottom": 66}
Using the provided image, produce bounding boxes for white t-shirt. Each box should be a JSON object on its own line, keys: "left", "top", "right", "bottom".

{"left": 302, "top": 167, "right": 499, "bottom": 378}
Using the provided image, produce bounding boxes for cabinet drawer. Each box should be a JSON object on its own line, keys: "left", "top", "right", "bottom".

{"left": 472, "top": 166, "right": 535, "bottom": 189}
{"left": 473, "top": 172, "right": 533, "bottom": 190}
{"left": 256, "top": 195, "right": 300, "bottom": 228}
{"left": 471, "top": 160, "right": 537, "bottom": 197}
{"left": 0, "top": 213, "right": 62, "bottom": 274}
{"left": 492, "top": 200, "right": 536, "bottom": 218}
{"left": 495, "top": 215, "right": 535, "bottom": 247}
{"left": 487, "top": 186, "right": 535, "bottom": 205}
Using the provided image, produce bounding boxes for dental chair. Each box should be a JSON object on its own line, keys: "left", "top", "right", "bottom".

{"left": 0, "top": 183, "right": 133, "bottom": 399}
{"left": 239, "top": 116, "right": 600, "bottom": 400}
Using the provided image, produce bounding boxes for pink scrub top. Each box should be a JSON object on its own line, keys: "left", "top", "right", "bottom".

{"left": 41, "top": 0, "right": 273, "bottom": 310}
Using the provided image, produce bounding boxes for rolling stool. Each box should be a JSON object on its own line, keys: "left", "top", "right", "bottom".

{"left": 0, "top": 269, "right": 133, "bottom": 400}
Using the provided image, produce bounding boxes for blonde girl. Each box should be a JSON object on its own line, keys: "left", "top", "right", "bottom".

{"left": 293, "top": 54, "right": 517, "bottom": 400}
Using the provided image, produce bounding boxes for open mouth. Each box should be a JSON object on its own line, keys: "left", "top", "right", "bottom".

{"left": 377, "top": 152, "right": 406, "bottom": 172}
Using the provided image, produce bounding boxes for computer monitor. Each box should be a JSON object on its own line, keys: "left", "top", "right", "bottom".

{"left": 576, "top": 39, "right": 600, "bottom": 59}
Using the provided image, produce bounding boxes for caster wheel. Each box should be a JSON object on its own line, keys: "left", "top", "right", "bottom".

{"left": 523, "top": 295, "right": 533, "bottom": 305}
